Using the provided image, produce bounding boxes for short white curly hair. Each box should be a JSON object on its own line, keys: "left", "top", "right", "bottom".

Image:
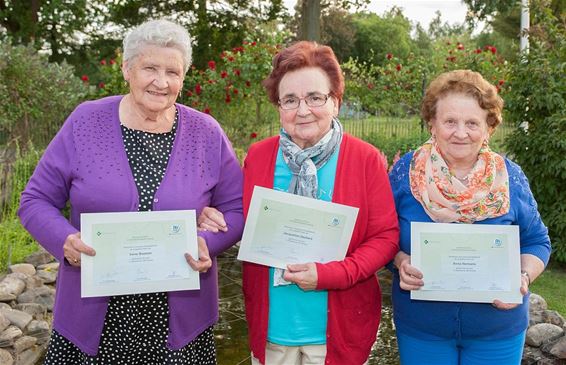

{"left": 123, "top": 19, "right": 192, "bottom": 73}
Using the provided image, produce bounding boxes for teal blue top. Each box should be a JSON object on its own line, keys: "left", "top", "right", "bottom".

{"left": 267, "top": 145, "right": 340, "bottom": 346}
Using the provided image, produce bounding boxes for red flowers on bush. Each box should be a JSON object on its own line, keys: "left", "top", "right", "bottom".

{"left": 208, "top": 60, "right": 216, "bottom": 70}
{"left": 110, "top": 59, "right": 116, "bottom": 65}
{"left": 225, "top": 94, "right": 231, "bottom": 103}
{"left": 484, "top": 45, "right": 497, "bottom": 54}
{"left": 233, "top": 88, "right": 239, "bottom": 95}
{"left": 245, "top": 80, "right": 251, "bottom": 87}
{"left": 386, "top": 53, "right": 393, "bottom": 60}
{"left": 100, "top": 59, "right": 107, "bottom": 65}
{"left": 204, "top": 107, "right": 211, "bottom": 114}
{"left": 81, "top": 75, "right": 89, "bottom": 82}
{"left": 186, "top": 90, "right": 193, "bottom": 97}
{"left": 221, "top": 71, "right": 228, "bottom": 79}
{"left": 250, "top": 132, "right": 258, "bottom": 139}
{"left": 98, "top": 82, "right": 105, "bottom": 89}
{"left": 195, "top": 83, "right": 202, "bottom": 95}
{"left": 396, "top": 64, "right": 402, "bottom": 71}
{"left": 457, "top": 43, "right": 464, "bottom": 50}
{"left": 234, "top": 69, "right": 241, "bottom": 76}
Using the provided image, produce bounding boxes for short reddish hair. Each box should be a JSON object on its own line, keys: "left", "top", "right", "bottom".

{"left": 421, "top": 70, "right": 504, "bottom": 133}
{"left": 263, "top": 41, "right": 344, "bottom": 106}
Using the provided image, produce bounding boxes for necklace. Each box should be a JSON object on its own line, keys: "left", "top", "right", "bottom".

{"left": 454, "top": 174, "right": 470, "bottom": 186}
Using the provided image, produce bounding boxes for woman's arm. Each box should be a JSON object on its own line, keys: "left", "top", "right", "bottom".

{"left": 493, "top": 160, "right": 551, "bottom": 309}
{"left": 196, "top": 132, "right": 244, "bottom": 257}
{"left": 18, "top": 118, "right": 80, "bottom": 261}
{"left": 315, "top": 149, "right": 400, "bottom": 290}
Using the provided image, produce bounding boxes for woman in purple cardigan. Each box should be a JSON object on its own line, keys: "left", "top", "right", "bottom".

{"left": 18, "top": 19, "right": 244, "bottom": 364}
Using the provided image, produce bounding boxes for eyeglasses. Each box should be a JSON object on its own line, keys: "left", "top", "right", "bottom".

{"left": 278, "top": 93, "right": 330, "bottom": 110}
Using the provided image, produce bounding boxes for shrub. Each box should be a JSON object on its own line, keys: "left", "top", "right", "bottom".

{"left": 343, "top": 37, "right": 510, "bottom": 117}
{"left": 0, "top": 145, "right": 42, "bottom": 272}
{"left": 365, "top": 132, "right": 428, "bottom": 167}
{"left": 504, "top": 3, "right": 566, "bottom": 262}
{"left": 180, "top": 31, "right": 285, "bottom": 149}
{"left": 0, "top": 42, "right": 88, "bottom": 149}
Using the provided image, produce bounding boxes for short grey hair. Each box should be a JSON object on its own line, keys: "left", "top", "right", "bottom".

{"left": 123, "top": 19, "right": 192, "bottom": 73}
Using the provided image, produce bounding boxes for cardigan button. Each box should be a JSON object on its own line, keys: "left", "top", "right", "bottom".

{"left": 154, "top": 198, "right": 159, "bottom": 203}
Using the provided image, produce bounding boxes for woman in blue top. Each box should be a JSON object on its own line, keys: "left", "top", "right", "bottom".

{"left": 388, "top": 70, "right": 551, "bottom": 365}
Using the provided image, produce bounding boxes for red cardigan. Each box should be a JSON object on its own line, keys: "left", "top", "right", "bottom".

{"left": 242, "top": 134, "right": 399, "bottom": 365}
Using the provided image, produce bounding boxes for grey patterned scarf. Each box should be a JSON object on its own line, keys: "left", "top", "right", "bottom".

{"left": 279, "top": 118, "right": 343, "bottom": 199}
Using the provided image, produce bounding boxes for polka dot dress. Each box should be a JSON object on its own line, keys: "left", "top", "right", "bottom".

{"left": 44, "top": 110, "right": 217, "bottom": 364}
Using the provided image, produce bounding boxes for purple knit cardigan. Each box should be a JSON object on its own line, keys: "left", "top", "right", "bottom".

{"left": 18, "top": 95, "right": 244, "bottom": 355}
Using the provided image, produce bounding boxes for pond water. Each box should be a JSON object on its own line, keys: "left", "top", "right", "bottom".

{"left": 215, "top": 247, "right": 400, "bottom": 365}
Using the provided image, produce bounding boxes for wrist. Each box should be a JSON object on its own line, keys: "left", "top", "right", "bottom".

{"left": 394, "top": 253, "right": 407, "bottom": 270}
{"left": 521, "top": 270, "right": 531, "bottom": 285}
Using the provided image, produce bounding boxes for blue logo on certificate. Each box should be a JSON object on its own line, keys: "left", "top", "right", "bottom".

{"left": 492, "top": 238, "right": 503, "bottom": 248}
{"left": 329, "top": 217, "right": 340, "bottom": 227}
{"left": 171, "top": 225, "right": 181, "bottom": 234}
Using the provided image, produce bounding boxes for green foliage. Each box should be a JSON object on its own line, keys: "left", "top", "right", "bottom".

{"left": 0, "top": 146, "right": 42, "bottom": 272}
{"left": 180, "top": 30, "right": 285, "bottom": 149}
{"left": 463, "top": 0, "right": 565, "bottom": 24}
{"left": 530, "top": 261, "right": 566, "bottom": 317}
{"left": 1, "top": 0, "right": 287, "bottom": 76}
{"left": 320, "top": 6, "right": 356, "bottom": 62}
{"left": 343, "top": 35, "right": 510, "bottom": 116}
{"left": 0, "top": 0, "right": 92, "bottom": 63}
{"left": 351, "top": 9, "right": 413, "bottom": 66}
{"left": 364, "top": 132, "right": 428, "bottom": 167}
{"left": 0, "top": 41, "right": 88, "bottom": 148}
{"left": 427, "top": 10, "right": 469, "bottom": 39}
{"left": 504, "top": 3, "right": 566, "bottom": 262}
{"left": 92, "top": 54, "right": 129, "bottom": 97}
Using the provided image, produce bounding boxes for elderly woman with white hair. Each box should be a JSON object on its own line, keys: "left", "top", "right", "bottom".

{"left": 18, "top": 19, "right": 244, "bottom": 364}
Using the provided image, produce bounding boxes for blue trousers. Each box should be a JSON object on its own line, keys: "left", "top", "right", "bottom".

{"left": 396, "top": 330, "right": 526, "bottom": 365}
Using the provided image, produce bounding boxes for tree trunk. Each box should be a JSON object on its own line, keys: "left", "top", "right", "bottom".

{"left": 300, "top": 0, "right": 321, "bottom": 41}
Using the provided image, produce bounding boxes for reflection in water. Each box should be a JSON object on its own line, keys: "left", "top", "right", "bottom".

{"left": 216, "top": 246, "right": 400, "bottom": 365}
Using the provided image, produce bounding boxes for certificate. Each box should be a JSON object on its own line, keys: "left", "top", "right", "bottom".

{"left": 237, "top": 186, "right": 359, "bottom": 269}
{"left": 410, "top": 222, "right": 522, "bottom": 303}
{"left": 80, "top": 210, "right": 199, "bottom": 298}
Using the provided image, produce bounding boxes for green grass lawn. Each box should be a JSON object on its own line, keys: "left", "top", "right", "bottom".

{"left": 530, "top": 260, "right": 566, "bottom": 316}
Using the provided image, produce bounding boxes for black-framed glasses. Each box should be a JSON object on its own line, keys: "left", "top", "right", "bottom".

{"left": 278, "top": 93, "right": 330, "bottom": 110}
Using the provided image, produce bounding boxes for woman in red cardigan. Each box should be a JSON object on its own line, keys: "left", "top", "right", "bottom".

{"left": 200, "top": 41, "right": 399, "bottom": 365}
